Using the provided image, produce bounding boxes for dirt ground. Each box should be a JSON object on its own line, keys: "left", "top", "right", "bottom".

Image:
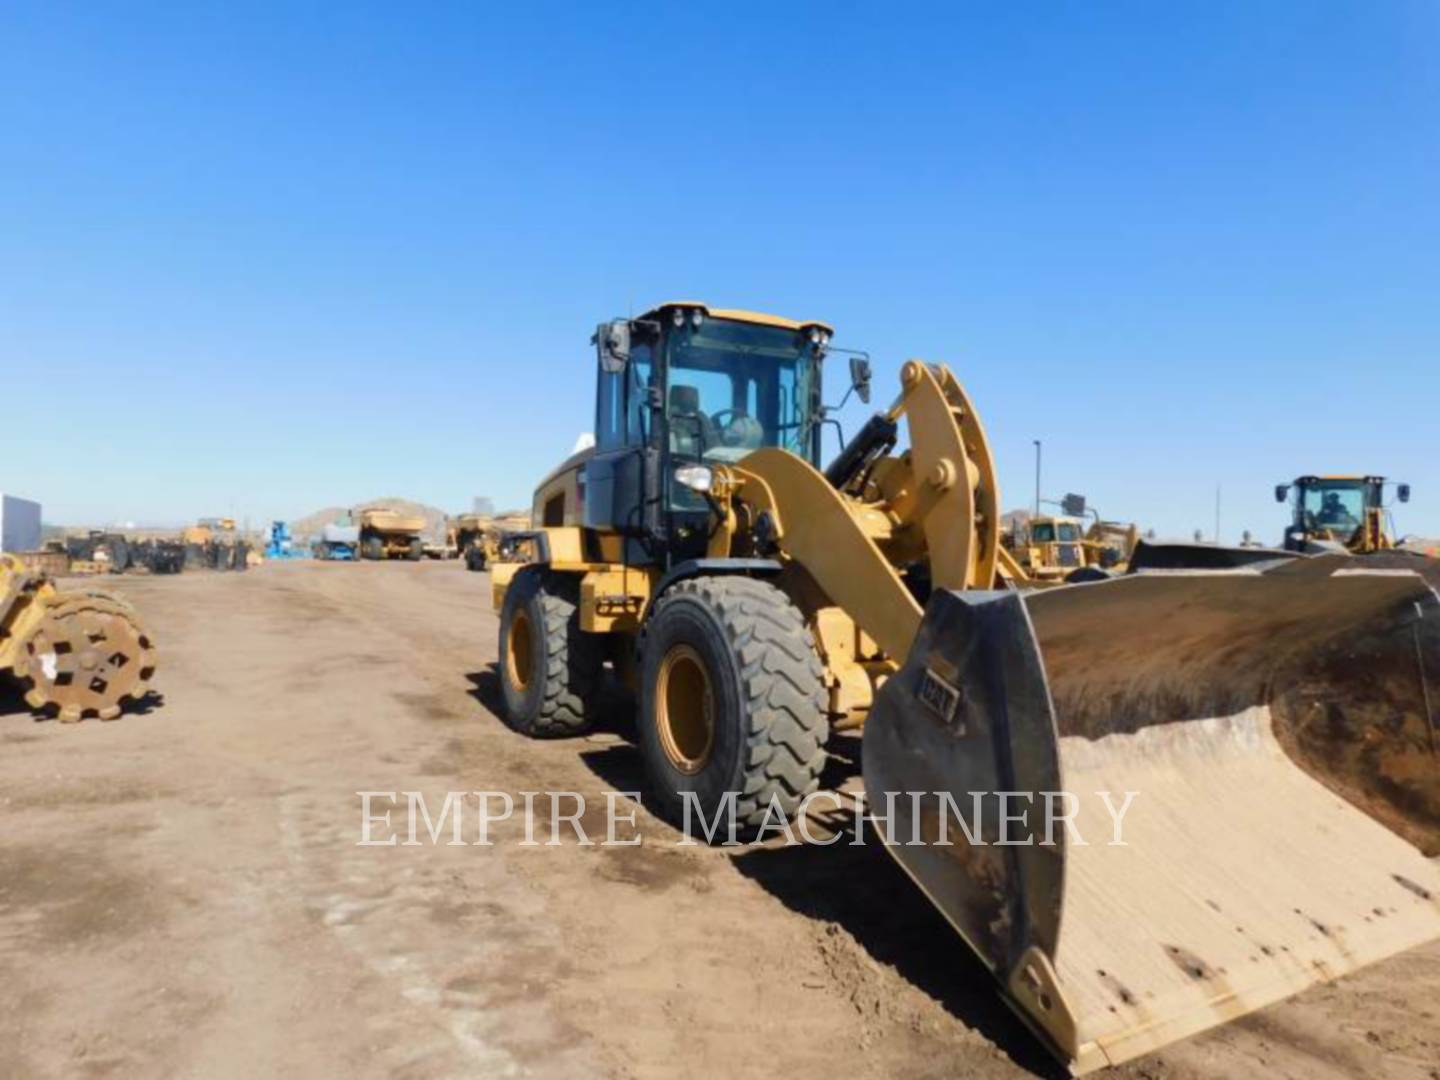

{"left": 2, "top": 560, "right": 1437, "bottom": 1079}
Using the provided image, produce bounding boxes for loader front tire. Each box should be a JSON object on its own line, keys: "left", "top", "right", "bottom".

{"left": 499, "top": 569, "right": 602, "bottom": 738}
{"left": 639, "top": 576, "right": 827, "bottom": 838}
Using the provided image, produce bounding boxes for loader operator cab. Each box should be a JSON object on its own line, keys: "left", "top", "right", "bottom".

{"left": 588, "top": 303, "right": 839, "bottom": 565}
{"left": 1276, "top": 474, "right": 1409, "bottom": 553}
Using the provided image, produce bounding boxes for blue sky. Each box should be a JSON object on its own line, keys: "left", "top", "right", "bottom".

{"left": 3, "top": 2, "right": 1438, "bottom": 542}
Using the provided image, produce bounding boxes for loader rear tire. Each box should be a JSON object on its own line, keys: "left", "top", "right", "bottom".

{"left": 407, "top": 538, "right": 423, "bottom": 561}
{"left": 499, "top": 569, "right": 602, "bottom": 738}
{"left": 639, "top": 576, "right": 827, "bottom": 838}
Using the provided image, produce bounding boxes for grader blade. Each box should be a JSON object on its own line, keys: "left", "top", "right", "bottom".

{"left": 864, "top": 556, "right": 1440, "bottom": 1072}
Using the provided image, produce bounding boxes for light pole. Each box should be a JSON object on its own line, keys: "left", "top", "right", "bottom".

{"left": 1033, "top": 440, "right": 1042, "bottom": 519}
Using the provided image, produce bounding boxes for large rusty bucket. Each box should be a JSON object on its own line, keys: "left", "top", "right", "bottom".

{"left": 864, "top": 555, "right": 1440, "bottom": 1071}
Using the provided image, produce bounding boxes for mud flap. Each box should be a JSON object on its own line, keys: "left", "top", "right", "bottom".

{"left": 864, "top": 557, "right": 1440, "bottom": 1072}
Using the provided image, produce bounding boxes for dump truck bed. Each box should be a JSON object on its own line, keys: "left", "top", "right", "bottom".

{"left": 358, "top": 510, "right": 425, "bottom": 533}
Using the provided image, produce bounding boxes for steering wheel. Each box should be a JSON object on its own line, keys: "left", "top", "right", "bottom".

{"left": 711, "top": 409, "right": 763, "bottom": 449}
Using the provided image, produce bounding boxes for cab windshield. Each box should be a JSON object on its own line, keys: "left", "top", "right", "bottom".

{"left": 665, "top": 318, "right": 821, "bottom": 468}
{"left": 1301, "top": 481, "right": 1365, "bottom": 530}
{"left": 1031, "top": 521, "right": 1081, "bottom": 543}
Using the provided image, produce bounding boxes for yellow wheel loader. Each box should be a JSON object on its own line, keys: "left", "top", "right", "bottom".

{"left": 1276, "top": 474, "right": 1409, "bottom": 554}
{"left": 0, "top": 554, "right": 157, "bottom": 721}
{"left": 491, "top": 302, "right": 1440, "bottom": 1072}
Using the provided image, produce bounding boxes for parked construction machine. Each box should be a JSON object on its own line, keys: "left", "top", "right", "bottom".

{"left": 357, "top": 507, "right": 424, "bottom": 561}
{"left": 66, "top": 530, "right": 132, "bottom": 573}
{"left": 313, "top": 521, "right": 360, "bottom": 561}
{"left": 1275, "top": 474, "right": 1409, "bottom": 553}
{"left": 1004, "top": 513, "right": 1087, "bottom": 582}
{"left": 489, "top": 302, "right": 1440, "bottom": 1072}
{"left": 264, "top": 521, "right": 308, "bottom": 560}
{"left": 455, "top": 512, "right": 530, "bottom": 571}
{"left": 0, "top": 553, "right": 157, "bottom": 721}
{"left": 181, "top": 517, "right": 248, "bottom": 571}
{"left": 1081, "top": 516, "right": 1139, "bottom": 569}
{"left": 1006, "top": 496, "right": 1140, "bottom": 585}
{"left": 453, "top": 514, "right": 488, "bottom": 570}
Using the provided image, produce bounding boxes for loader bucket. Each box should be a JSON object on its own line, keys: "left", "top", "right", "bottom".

{"left": 863, "top": 555, "right": 1440, "bottom": 1072}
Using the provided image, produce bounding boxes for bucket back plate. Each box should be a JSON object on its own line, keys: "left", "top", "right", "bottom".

{"left": 864, "top": 558, "right": 1440, "bottom": 1071}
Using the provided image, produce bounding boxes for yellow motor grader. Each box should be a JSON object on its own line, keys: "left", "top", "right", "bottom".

{"left": 0, "top": 554, "right": 157, "bottom": 721}
{"left": 490, "top": 302, "right": 1440, "bottom": 1072}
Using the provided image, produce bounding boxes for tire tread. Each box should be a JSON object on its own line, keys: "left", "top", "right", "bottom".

{"left": 648, "top": 576, "right": 827, "bottom": 829}
{"left": 506, "top": 570, "right": 601, "bottom": 738}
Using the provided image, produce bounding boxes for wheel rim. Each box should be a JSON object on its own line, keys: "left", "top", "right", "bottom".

{"left": 19, "top": 594, "right": 156, "bottom": 721}
{"left": 506, "top": 609, "right": 534, "bottom": 692}
{"left": 656, "top": 644, "right": 714, "bottom": 774}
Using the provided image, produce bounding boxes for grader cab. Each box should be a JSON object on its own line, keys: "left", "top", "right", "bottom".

{"left": 490, "top": 302, "right": 1440, "bottom": 1071}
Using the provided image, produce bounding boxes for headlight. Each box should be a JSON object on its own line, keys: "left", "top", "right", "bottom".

{"left": 808, "top": 327, "right": 821, "bottom": 345}
{"left": 672, "top": 308, "right": 686, "bottom": 328}
{"left": 675, "top": 464, "right": 713, "bottom": 493}
{"left": 691, "top": 309, "right": 704, "bottom": 327}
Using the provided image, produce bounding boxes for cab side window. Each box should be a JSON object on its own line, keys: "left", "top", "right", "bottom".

{"left": 596, "top": 362, "right": 624, "bottom": 451}
{"left": 625, "top": 343, "right": 653, "bottom": 448}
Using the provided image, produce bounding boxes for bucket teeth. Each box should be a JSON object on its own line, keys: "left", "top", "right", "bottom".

{"left": 58, "top": 705, "right": 83, "bottom": 723}
{"left": 23, "top": 687, "right": 47, "bottom": 710}
{"left": 98, "top": 705, "right": 121, "bottom": 721}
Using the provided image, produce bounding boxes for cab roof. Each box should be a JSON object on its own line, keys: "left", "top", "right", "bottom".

{"left": 641, "top": 301, "right": 833, "bottom": 335}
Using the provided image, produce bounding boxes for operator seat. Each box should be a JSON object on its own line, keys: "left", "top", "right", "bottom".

{"left": 669, "top": 385, "right": 716, "bottom": 458}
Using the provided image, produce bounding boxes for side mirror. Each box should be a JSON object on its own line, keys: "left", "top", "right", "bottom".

{"left": 849, "top": 355, "right": 872, "bottom": 405}
{"left": 594, "top": 320, "right": 630, "bottom": 374}
{"left": 1274, "top": 484, "right": 1290, "bottom": 504}
{"left": 1398, "top": 483, "right": 1411, "bottom": 503}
